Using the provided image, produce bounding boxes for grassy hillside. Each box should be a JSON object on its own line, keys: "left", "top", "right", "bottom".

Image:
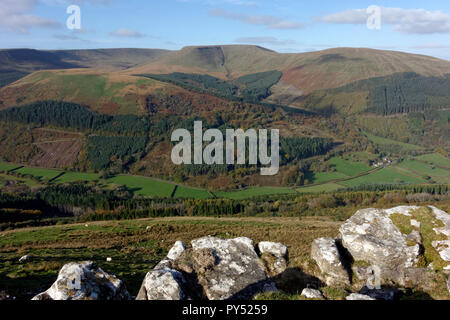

{"left": 0, "top": 48, "right": 170, "bottom": 73}
{"left": 128, "top": 46, "right": 450, "bottom": 103}
{"left": 0, "top": 70, "right": 169, "bottom": 114}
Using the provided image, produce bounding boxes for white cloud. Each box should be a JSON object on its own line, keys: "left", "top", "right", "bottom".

{"left": 210, "top": 8, "right": 304, "bottom": 29}
{"left": 321, "top": 7, "right": 450, "bottom": 34}
{"left": 0, "top": 0, "right": 61, "bottom": 33}
{"left": 110, "top": 28, "right": 145, "bottom": 38}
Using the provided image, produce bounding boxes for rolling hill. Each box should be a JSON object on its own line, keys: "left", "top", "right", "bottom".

{"left": 127, "top": 45, "right": 450, "bottom": 103}
{"left": 0, "top": 45, "right": 448, "bottom": 190}
{"left": 2, "top": 45, "right": 449, "bottom": 115}
{"left": 0, "top": 48, "right": 171, "bottom": 89}
{"left": 0, "top": 48, "right": 170, "bottom": 73}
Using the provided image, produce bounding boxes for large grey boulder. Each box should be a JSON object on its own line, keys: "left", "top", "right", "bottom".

{"left": 339, "top": 207, "right": 421, "bottom": 284}
{"left": 136, "top": 268, "right": 187, "bottom": 300}
{"left": 137, "top": 241, "right": 188, "bottom": 300}
{"left": 258, "top": 241, "right": 289, "bottom": 276}
{"left": 258, "top": 242, "right": 288, "bottom": 258}
{"left": 137, "top": 237, "right": 277, "bottom": 300}
{"left": 310, "top": 238, "right": 350, "bottom": 286}
{"left": 429, "top": 206, "right": 450, "bottom": 269}
{"left": 32, "top": 261, "right": 130, "bottom": 300}
{"left": 191, "top": 237, "right": 277, "bottom": 300}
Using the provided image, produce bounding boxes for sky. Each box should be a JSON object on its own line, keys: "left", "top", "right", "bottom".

{"left": 1, "top": 0, "right": 450, "bottom": 60}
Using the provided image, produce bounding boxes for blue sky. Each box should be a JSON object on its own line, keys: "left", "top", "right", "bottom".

{"left": 1, "top": 0, "right": 450, "bottom": 59}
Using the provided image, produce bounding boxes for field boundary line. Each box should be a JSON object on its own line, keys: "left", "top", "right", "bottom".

{"left": 170, "top": 185, "right": 178, "bottom": 198}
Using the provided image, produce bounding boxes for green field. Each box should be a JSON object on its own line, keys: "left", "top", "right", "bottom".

{"left": 415, "top": 153, "right": 450, "bottom": 168}
{"left": 364, "top": 132, "right": 423, "bottom": 151}
{"left": 339, "top": 168, "right": 426, "bottom": 187}
{"left": 173, "top": 186, "right": 212, "bottom": 199}
{"left": 0, "top": 173, "right": 41, "bottom": 187}
{"left": 214, "top": 187, "right": 296, "bottom": 200}
{"left": 106, "top": 175, "right": 176, "bottom": 198}
{"left": 296, "top": 183, "right": 344, "bottom": 194}
{"left": 306, "top": 171, "right": 348, "bottom": 184}
{"left": 394, "top": 159, "right": 450, "bottom": 184}
{"left": 305, "top": 156, "right": 371, "bottom": 184}
{"left": 13, "top": 167, "right": 63, "bottom": 181}
{"left": 328, "top": 156, "right": 371, "bottom": 176}
{"left": 0, "top": 162, "right": 21, "bottom": 172}
{"left": 53, "top": 172, "right": 101, "bottom": 183}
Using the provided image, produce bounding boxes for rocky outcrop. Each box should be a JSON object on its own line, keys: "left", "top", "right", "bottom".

{"left": 258, "top": 241, "right": 288, "bottom": 276}
{"left": 310, "top": 205, "right": 450, "bottom": 297}
{"left": 191, "top": 237, "right": 277, "bottom": 300}
{"left": 32, "top": 261, "right": 130, "bottom": 300}
{"left": 310, "top": 238, "right": 350, "bottom": 286}
{"left": 137, "top": 237, "right": 280, "bottom": 300}
{"left": 136, "top": 240, "right": 188, "bottom": 300}
{"left": 339, "top": 207, "right": 421, "bottom": 285}
{"left": 136, "top": 268, "right": 187, "bottom": 300}
{"left": 429, "top": 206, "right": 450, "bottom": 268}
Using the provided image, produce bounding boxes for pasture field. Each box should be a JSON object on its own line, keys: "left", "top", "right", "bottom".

{"left": 327, "top": 156, "right": 371, "bottom": 177}
{"left": 339, "top": 168, "right": 426, "bottom": 187}
{"left": 106, "top": 175, "right": 176, "bottom": 198}
{"left": 0, "top": 162, "right": 21, "bottom": 172}
{"left": 13, "top": 167, "right": 63, "bottom": 181}
{"left": 304, "top": 156, "right": 371, "bottom": 185}
{"left": 0, "top": 173, "right": 41, "bottom": 187}
{"left": 394, "top": 160, "right": 450, "bottom": 184}
{"left": 215, "top": 187, "right": 296, "bottom": 200}
{"left": 305, "top": 171, "right": 348, "bottom": 184}
{"left": 173, "top": 186, "right": 212, "bottom": 199}
{"left": 296, "top": 183, "right": 345, "bottom": 194}
{"left": 415, "top": 153, "right": 450, "bottom": 168}
{"left": 53, "top": 172, "right": 101, "bottom": 183}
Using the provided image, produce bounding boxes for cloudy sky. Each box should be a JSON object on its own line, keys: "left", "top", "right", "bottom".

{"left": 1, "top": 0, "right": 450, "bottom": 60}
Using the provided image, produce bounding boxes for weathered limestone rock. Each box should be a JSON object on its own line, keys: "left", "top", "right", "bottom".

{"left": 301, "top": 288, "right": 323, "bottom": 299}
{"left": 136, "top": 268, "right": 187, "bottom": 300}
{"left": 258, "top": 242, "right": 288, "bottom": 258}
{"left": 137, "top": 237, "right": 278, "bottom": 300}
{"left": 339, "top": 207, "right": 421, "bottom": 284}
{"left": 137, "top": 241, "right": 188, "bottom": 300}
{"left": 258, "top": 241, "right": 289, "bottom": 276}
{"left": 429, "top": 206, "right": 450, "bottom": 269}
{"left": 191, "top": 236, "right": 277, "bottom": 300}
{"left": 32, "top": 261, "right": 130, "bottom": 300}
{"left": 346, "top": 293, "right": 376, "bottom": 301}
{"left": 167, "top": 241, "right": 187, "bottom": 260}
{"left": 310, "top": 238, "right": 350, "bottom": 286}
